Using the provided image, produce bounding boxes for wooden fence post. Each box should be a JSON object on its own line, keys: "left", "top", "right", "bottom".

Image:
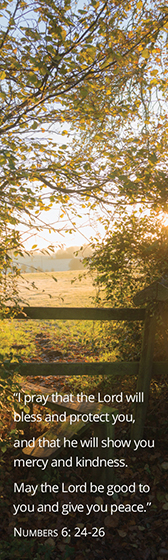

{"left": 131, "top": 305, "right": 158, "bottom": 441}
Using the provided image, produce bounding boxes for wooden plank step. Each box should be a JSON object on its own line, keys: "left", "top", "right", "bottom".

{"left": 133, "top": 281, "right": 168, "bottom": 305}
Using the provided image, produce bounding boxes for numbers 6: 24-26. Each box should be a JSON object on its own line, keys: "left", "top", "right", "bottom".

{"left": 61, "top": 526, "right": 105, "bottom": 538}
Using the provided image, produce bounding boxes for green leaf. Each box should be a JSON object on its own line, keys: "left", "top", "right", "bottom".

{"left": 31, "top": 122, "right": 38, "bottom": 130}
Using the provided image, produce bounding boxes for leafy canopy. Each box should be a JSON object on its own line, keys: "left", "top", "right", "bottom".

{"left": 0, "top": 0, "right": 167, "bottom": 217}
{"left": 84, "top": 212, "right": 168, "bottom": 306}
{"left": 0, "top": 0, "right": 168, "bottom": 304}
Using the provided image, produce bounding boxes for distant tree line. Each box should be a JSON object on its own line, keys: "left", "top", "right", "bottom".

{"left": 14, "top": 246, "right": 93, "bottom": 273}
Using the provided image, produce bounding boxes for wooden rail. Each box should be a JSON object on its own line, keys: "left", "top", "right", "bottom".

{"left": 8, "top": 361, "right": 168, "bottom": 377}
{"left": 13, "top": 306, "right": 146, "bottom": 321}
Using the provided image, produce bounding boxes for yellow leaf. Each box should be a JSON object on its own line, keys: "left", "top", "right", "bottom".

{"left": 141, "top": 49, "right": 149, "bottom": 59}
{"left": 137, "top": 0, "right": 143, "bottom": 8}
{"left": 0, "top": 71, "right": 6, "bottom": 80}
{"left": 150, "top": 78, "right": 157, "bottom": 85}
{"left": 60, "top": 28, "right": 66, "bottom": 40}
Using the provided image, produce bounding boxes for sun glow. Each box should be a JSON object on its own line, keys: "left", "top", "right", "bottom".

{"left": 161, "top": 213, "right": 168, "bottom": 228}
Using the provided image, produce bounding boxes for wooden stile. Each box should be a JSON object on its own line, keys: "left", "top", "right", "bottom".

{"left": 2, "top": 291, "right": 168, "bottom": 446}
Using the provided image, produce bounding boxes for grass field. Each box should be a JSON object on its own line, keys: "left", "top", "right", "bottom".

{"left": 0, "top": 271, "right": 118, "bottom": 369}
{"left": 17, "top": 269, "right": 97, "bottom": 307}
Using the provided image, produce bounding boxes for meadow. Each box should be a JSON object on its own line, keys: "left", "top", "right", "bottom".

{"left": 17, "top": 269, "right": 97, "bottom": 307}
{"left": 0, "top": 270, "right": 118, "bottom": 370}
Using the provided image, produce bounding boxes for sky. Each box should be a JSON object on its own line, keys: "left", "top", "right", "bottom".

{"left": 19, "top": 200, "right": 106, "bottom": 251}
{"left": 18, "top": 125, "right": 107, "bottom": 252}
